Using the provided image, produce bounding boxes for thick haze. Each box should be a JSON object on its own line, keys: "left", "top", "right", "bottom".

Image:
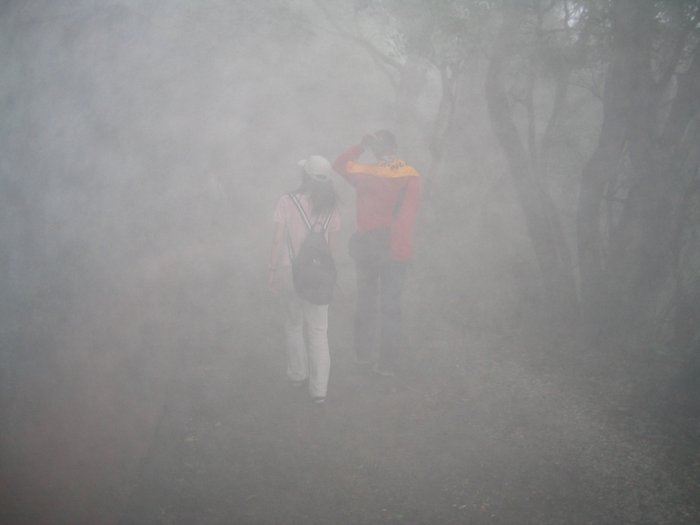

{"left": 2, "top": 1, "right": 698, "bottom": 524}
{"left": 0, "top": 2, "right": 418, "bottom": 520}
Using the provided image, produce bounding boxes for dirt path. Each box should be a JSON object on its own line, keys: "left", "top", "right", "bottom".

{"left": 118, "top": 292, "right": 699, "bottom": 525}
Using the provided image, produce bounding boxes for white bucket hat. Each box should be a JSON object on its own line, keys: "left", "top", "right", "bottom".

{"left": 298, "top": 155, "right": 332, "bottom": 182}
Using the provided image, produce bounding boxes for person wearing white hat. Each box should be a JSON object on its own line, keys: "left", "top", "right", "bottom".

{"left": 268, "top": 155, "right": 340, "bottom": 404}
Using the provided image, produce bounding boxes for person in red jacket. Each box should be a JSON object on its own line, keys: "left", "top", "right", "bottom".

{"left": 333, "top": 130, "right": 420, "bottom": 376}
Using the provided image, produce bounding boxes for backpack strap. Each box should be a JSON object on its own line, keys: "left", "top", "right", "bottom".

{"left": 319, "top": 209, "right": 333, "bottom": 233}
{"left": 285, "top": 224, "right": 295, "bottom": 261}
{"left": 287, "top": 193, "right": 313, "bottom": 231}
{"left": 288, "top": 193, "right": 333, "bottom": 234}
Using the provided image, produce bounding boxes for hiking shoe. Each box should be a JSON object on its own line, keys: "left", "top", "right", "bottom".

{"left": 372, "top": 363, "right": 395, "bottom": 377}
{"left": 312, "top": 396, "right": 326, "bottom": 405}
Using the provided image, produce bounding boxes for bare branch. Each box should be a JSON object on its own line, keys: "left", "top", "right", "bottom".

{"left": 539, "top": 1, "right": 597, "bottom": 167}
{"left": 656, "top": 12, "right": 699, "bottom": 96}
{"left": 311, "top": 0, "right": 402, "bottom": 89}
{"left": 662, "top": 38, "right": 700, "bottom": 146}
{"left": 542, "top": 0, "right": 558, "bottom": 16}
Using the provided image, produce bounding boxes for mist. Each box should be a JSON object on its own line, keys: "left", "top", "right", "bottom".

{"left": 1, "top": 1, "right": 699, "bottom": 524}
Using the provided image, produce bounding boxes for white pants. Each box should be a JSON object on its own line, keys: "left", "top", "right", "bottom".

{"left": 280, "top": 268, "right": 330, "bottom": 398}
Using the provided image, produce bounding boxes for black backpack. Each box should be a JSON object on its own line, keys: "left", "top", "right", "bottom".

{"left": 286, "top": 193, "right": 336, "bottom": 305}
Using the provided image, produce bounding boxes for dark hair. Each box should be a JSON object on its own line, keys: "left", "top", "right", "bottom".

{"left": 370, "top": 129, "right": 397, "bottom": 157}
{"left": 296, "top": 173, "right": 337, "bottom": 215}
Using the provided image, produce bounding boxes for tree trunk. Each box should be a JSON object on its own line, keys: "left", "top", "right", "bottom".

{"left": 576, "top": 0, "right": 651, "bottom": 324}
{"left": 486, "top": 3, "right": 578, "bottom": 320}
{"left": 578, "top": 1, "right": 700, "bottom": 335}
{"left": 425, "top": 63, "right": 460, "bottom": 204}
{"left": 620, "top": 37, "right": 700, "bottom": 305}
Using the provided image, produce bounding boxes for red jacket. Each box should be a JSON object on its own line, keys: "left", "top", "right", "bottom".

{"left": 333, "top": 144, "right": 420, "bottom": 261}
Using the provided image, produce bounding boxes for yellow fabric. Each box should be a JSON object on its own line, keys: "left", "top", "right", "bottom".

{"left": 344, "top": 159, "right": 419, "bottom": 178}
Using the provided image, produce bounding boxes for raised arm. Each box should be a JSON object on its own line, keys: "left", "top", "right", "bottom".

{"left": 332, "top": 144, "right": 365, "bottom": 185}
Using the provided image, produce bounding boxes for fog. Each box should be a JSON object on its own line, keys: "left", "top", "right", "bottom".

{"left": 1, "top": 1, "right": 699, "bottom": 524}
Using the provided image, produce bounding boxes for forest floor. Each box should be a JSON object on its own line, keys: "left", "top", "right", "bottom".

{"left": 117, "top": 269, "right": 700, "bottom": 525}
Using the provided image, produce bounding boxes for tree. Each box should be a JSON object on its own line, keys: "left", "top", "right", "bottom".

{"left": 485, "top": 0, "right": 581, "bottom": 319}
{"left": 312, "top": 0, "right": 487, "bottom": 201}
{"left": 577, "top": 0, "right": 700, "bottom": 345}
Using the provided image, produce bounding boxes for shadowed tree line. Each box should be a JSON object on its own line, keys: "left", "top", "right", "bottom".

{"left": 326, "top": 0, "right": 700, "bottom": 402}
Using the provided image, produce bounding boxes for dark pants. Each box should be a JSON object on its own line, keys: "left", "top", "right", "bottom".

{"left": 354, "top": 259, "right": 407, "bottom": 372}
